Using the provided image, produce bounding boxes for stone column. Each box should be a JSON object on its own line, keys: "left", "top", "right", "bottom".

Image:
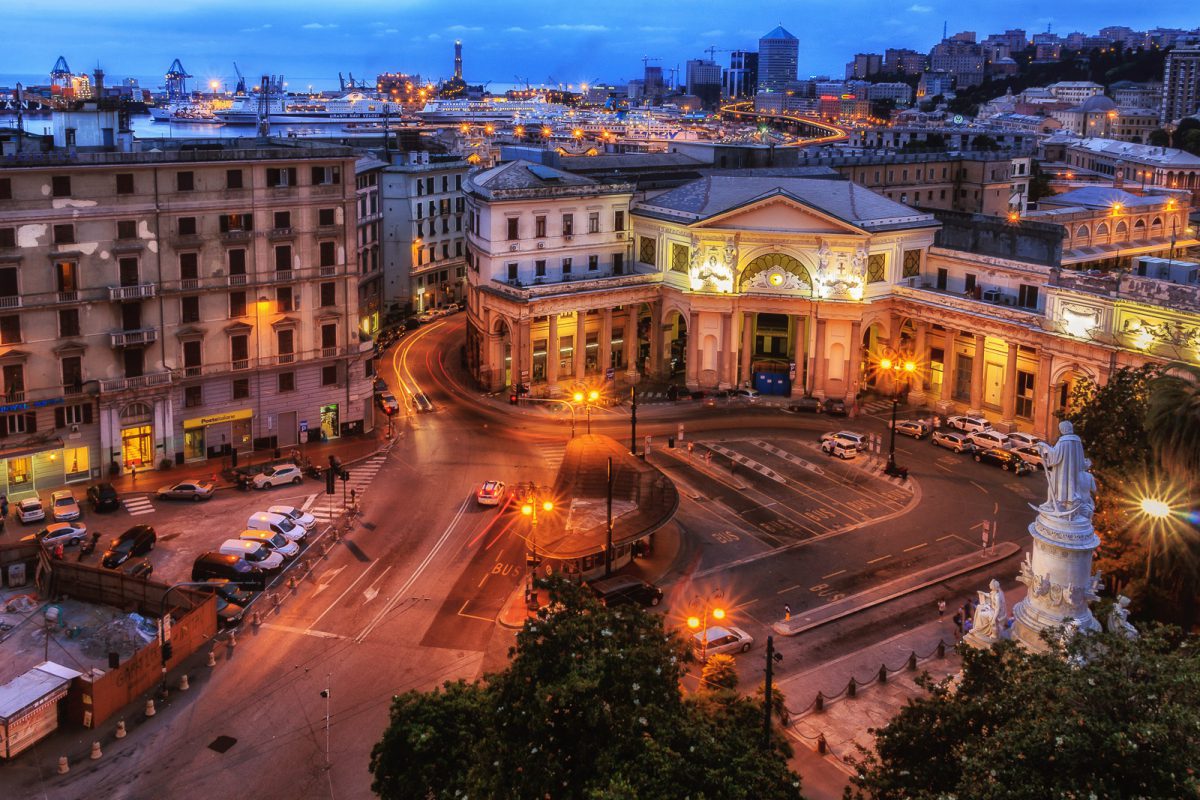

{"left": 846, "top": 320, "right": 862, "bottom": 405}
{"left": 1032, "top": 353, "right": 1054, "bottom": 440}
{"left": 685, "top": 310, "right": 700, "bottom": 390}
{"left": 517, "top": 317, "right": 532, "bottom": 389}
{"left": 937, "top": 327, "right": 955, "bottom": 412}
{"left": 575, "top": 311, "right": 587, "bottom": 382}
{"left": 968, "top": 333, "right": 986, "bottom": 416}
{"left": 1000, "top": 341, "right": 1019, "bottom": 430}
{"left": 739, "top": 311, "right": 753, "bottom": 386}
{"left": 624, "top": 306, "right": 639, "bottom": 380}
{"left": 546, "top": 313, "right": 559, "bottom": 393}
{"left": 649, "top": 302, "right": 664, "bottom": 378}
{"left": 720, "top": 311, "right": 734, "bottom": 389}
{"left": 791, "top": 315, "right": 806, "bottom": 397}
{"left": 812, "top": 319, "right": 828, "bottom": 399}
{"left": 600, "top": 308, "right": 613, "bottom": 381}
{"left": 908, "top": 322, "right": 929, "bottom": 406}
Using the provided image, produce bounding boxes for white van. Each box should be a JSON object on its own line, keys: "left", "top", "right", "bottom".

{"left": 247, "top": 511, "right": 303, "bottom": 543}
{"left": 218, "top": 538, "right": 283, "bottom": 570}
{"left": 268, "top": 505, "right": 316, "bottom": 532}
{"left": 239, "top": 529, "right": 300, "bottom": 558}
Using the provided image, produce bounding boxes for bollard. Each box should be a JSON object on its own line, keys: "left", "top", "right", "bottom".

{"left": 58, "top": 756, "right": 69, "bottom": 774}
{"left": 879, "top": 664, "right": 888, "bottom": 684}
{"left": 115, "top": 720, "right": 127, "bottom": 739}
{"left": 144, "top": 699, "right": 156, "bottom": 717}
{"left": 320, "top": 541, "right": 330, "bottom": 557}
{"left": 847, "top": 678, "right": 857, "bottom": 698}
{"left": 814, "top": 691, "right": 824, "bottom": 713}
{"left": 272, "top": 592, "right": 281, "bottom": 608}
{"left": 90, "top": 741, "right": 102, "bottom": 760}
{"left": 288, "top": 575, "right": 297, "bottom": 591}
{"left": 817, "top": 733, "right": 827, "bottom": 755}
{"left": 179, "top": 674, "right": 190, "bottom": 691}
{"left": 252, "top": 610, "right": 261, "bottom": 627}
{"left": 206, "top": 649, "right": 217, "bottom": 668}
{"left": 228, "top": 630, "right": 237, "bottom": 649}
{"left": 937, "top": 641, "right": 946, "bottom": 659}
{"left": 908, "top": 652, "right": 917, "bottom": 672}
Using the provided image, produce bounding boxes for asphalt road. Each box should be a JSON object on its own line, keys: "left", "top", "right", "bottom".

{"left": 6, "top": 316, "right": 1038, "bottom": 799}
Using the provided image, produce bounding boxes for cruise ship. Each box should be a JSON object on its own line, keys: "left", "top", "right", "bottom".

{"left": 216, "top": 92, "right": 409, "bottom": 125}
{"left": 418, "top": 98, "right": 568, "bottom": 122}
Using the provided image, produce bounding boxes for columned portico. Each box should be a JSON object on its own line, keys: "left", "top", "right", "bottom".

{"left": 846, "top": 320, "right": 863, "bottom": 405}
{"left": 909, "top": 322, "right": 928, "bottom": 404}
{"left": 720, "top": 311, "right": 735, "bottom": 389}
{"left": 624, "top": 306, "right": 638, "bottom": 380}
{"left": 740, "top": 312, "right": 753, "bottom": 386}
{"left": 1000, "top": 341, "right": 1019, "bottom": 429}
{"left": 791, "top": 315, "right": 806, "bottom": 397}
{"left": 968, "top": 333, "right": 986, "bottom": 415}
{"left": 574, "top": 311, "right": 587, "bottom": 383}
{"left": 518, "top": 317, "right": 532, "bottom": 389}
{"left": 812, "top": 319, "right": 828, "bottom": 399}
{"left": 649, "top": 301, "right": 664, "bottom": 378}
{"left": 685, "top": 310, "right": 700, "bottom": 390}
{"left": 937, "top": 327, "right": 955, "bottom": 412}
{"left": 600, "top": 308, "right": 613, "bottom": 381}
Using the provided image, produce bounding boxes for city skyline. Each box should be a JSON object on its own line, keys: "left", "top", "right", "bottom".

{"left": 1, "top": 1, "right": 1196, "bottom": 91}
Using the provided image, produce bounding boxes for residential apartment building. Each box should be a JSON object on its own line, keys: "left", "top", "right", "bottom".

{"left": 685, "top": 59, "right": 722, "bottom": 107}
{"left": 1046, "top": 81, "right": 1105, "bottom": 105}
{"left": 355, "top": 155, "right": 385, "bottom": 334}
{"left": 929, "top": 37, "right": 986, "bottom": 89}
{"left": 884, "top": 48, "right": 927, "bottom": 77}
{"left": 1109, "top": 80, "right": 1162, "bottom": 110}
{"left": 0, "top": 134, "right": 373, "bottom": 494}
{"left": 464, "top": 169, "right": 1198, "bottom": 442}
{"left": 1161, "top": 45, "right": 1200, "bottom": 124}
{"left": 845, "top": 54, "right": 883, "bottom": 80}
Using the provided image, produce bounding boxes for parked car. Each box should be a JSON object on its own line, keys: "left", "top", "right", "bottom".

{"left": 930, "top": 430, "right": 975, "bottom": 453}
{"left": 967, "top": 430, "right": 1010, "bottom": 451}
{"left": 372, "top": 377, "right": 389, "bottom": 395}
{"left": 823, "top": 397, "right": 848, "bottom": 416}
{"left": 788, "top": 397, "right": 823, "bottom": 413}
{"left": 893, "top": 419, "right": 931, "bottom": 439}
{"left": 247, "top": 511, "right": 304, "bottom": 543}
{"left": 376, "top": 392, "right": 401, "bottom": 415}
{"left": 820, "top": 431, "right": 869, "bottom": 451}
{"left": 239, "top": 529, "right": 300, "bottom": 559}
{"left": 268, "top": 505, "right": 316, "bottom": 533}
{"left": 198, "top": 579, "right": 257, "bottom": 607}
{"left": 946, "top": 415, "right": 992, "bottom": 433}
{"left": 87, "top": 483, "right": 121, "bottom": 513}
{"left": 416, "top": 310, "right": 438, "bottom": 323}
{"left": 692, "top": 625, "right": 754, "bottom": 660}
{"left": 821, "top": 438, "right": 859, "bottom": 459}
{"left": 731, "top": 388, "right": 760, "bottom": 402}
{"left": 121, "top": 559, "right": 154, "bottom": 580}
{"left": 16, "top": 497, "right": 45, "bottom": 524}
{"left": 22, "top": 522, "right": 89, "bottom": 549}
{"left": 157, "top": 480, "right": 215, "bottom": 502}
{"left": 444, "top": 302, "right": 462, "bottom": 313}
{"left": 191, "top": 552, "right": 267, "bottom": 590}
{"left": 1006, "top": 432, "right": 1043, "bottom": 450}
{"left": 102, "top": 525, "right": 157, "bottom": 568}
{"left": 974, "top": 447, "right": 1032, "bottom": 474}
{"left": 476, "top": 480, "right": 507, "bottom": 506}
{"left": 411, "top": 393, "right": 434, "bottom": 413}
{"left": 1010, "top": 445, "right": 1046, "bottom": 470}
{"left": 218, "top": 539, "right": 284, "bottom": 571}
{"left": 589, "top": 575, "right": 663, "bottom": 608}
{"left": 50, "top": 490, "right": 81, "bottom": 522}
{"left": 252, "top": 463, "right": 303, "bottom": 489}
{"left": 213, "top": 595, "right": 247, "bottom": 628}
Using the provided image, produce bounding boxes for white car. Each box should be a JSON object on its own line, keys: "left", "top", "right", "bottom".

{"left": 967, "top": 430, "right": 1010, "bottom": 451}
{"left": 239, "top": 529, "right": 300, "bottom": 559}
{"left": 931, "top": 430, "right": 975, "bottom": 453}
{"left": 821, "top": 438, "right": 858, "bottom": 459}
{"left": 476, "top": 480, "right": 507, "bottom": 506}
{"left": 1007, "top": 432, "right": 1042, "bottom": 449}
{"left": 692, "top": 625, "right": 754, "bottom": 660}
{"left": 51, "top": 490, "right": 81, "bottom": 522}
{"left": 820, "top": 430, "right": 868, "bottom": 451}
{"left": 16, "top": 498, "right": 45, "bottom": 524}
{"left": 417, "top": 310, "right": 438, "bottom": 323}
{"left": 253, "top": 463, "right": 303, "bottom": 489}
{"left": 946, "top": 415, "right": 992, "bottom": 433}
{"left": 22, "top": 522, "right": 89, "bottom": 548}
{"left": 1010, "top": 445, "right": 1046, "bottom": 470}
{"left": 731, "top": 388, "right": 760, "bottom": 402}
{"left": 268, "top": 505, "right": 316, "bottom": 533}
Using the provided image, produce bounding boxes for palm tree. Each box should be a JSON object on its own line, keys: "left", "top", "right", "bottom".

{"left": 1145, "top": 363, "right": 1200, "bottom": 479}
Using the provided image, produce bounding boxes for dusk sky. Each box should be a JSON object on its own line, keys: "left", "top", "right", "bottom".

{"left": 2, "top": 1, "right": 1193, "bottom": 90}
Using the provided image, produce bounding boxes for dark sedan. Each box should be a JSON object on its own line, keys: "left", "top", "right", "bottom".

{"left": 102, "top": 525, "right": 157, "bottom": 568}
{"left": 87, "top": 483, "right": 121, "bottom": 513}
{"left": 824, "top": 398, "right": 848, "bottom": 416}
{"left": 973, "top": 447, "right": 1032, "bottom": 474}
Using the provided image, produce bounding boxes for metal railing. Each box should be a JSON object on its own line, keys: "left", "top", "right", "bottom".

{"left": 99, "top": 371, "right": 172, "bottom": 393}
{"left": 109, "top": 328, "right": 158, "bottom": 347}
{"left": 108, "top": 283, "right": 157, "bottom": 300}
{"left": 0, "top": 295, "right": 20, "bottom": 309}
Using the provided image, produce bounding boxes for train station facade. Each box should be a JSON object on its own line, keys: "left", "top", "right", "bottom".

{"left": 464, "top": 161, "right": 1198, "bottom": 439}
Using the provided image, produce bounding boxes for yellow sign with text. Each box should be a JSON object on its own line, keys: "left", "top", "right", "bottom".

{"left": 183, "top": 408, "right": 253, "bottom": 429}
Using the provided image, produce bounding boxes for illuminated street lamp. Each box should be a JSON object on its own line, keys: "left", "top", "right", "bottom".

{"left": 686, "top": 592, "right": 726, "bottom": 662}
{"left": 520, "top": 485, "right": 555, "bottom": 605}
{"left": 572, "top": 389, "right": 601, "bottom": 434}
{"left": 878, "top": 354, "right": 917, "bottom": 476}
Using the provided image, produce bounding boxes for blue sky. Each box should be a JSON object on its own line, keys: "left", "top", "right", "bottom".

{"left": 1, "top": 1, "right": 1193, "bottom": 90}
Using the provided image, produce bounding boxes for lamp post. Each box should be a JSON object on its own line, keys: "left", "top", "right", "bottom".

{"left": 1138, "top": 495, "right": 1173, "bottom": 581}
{"left": 255, "top": 296, "right": 270, "bottom": 460}
{"left": 686, "top": 591, "right": 726, "bottom": 663}
{"left": 572, "top": 389, "right": 601, "bottom": 435}
{"left": 520, "top": 485, "right": 554, "bottom": 606}
{"left": 879, "top": 355, "right": 916, "bottom": 474}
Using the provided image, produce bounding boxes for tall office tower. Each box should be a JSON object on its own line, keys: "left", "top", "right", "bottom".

{"left": 757, "top": 26, "right": 799, "bottom": 94}
{"left": 725, "top": 51, "right": 759, "bottom": 98}
{"left": 644, "top": 65, "right": 665, "bottom": 98}
{"left": 1161, "top": 46, "right": 1200, "bottom": 124}
{"left": 685, "top": 59, "right": 723, "bottom": 106}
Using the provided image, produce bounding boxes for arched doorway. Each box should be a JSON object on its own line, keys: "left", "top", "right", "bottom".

{"left": 662, "top": 310, "right": 688, "bottom": 380}
{"left": 859, "top": 321, "right": 890, "bottom": 393}
{"left": 737, "top": 252, "right": 813, "bottom": 293}
{"left": 119, "top": 402, "right": 154, "bottom": 469}
{"left": 493, "top": 318, "right": 514, "bottom": 390}
{"left": 1051, "top": 365, "right": 1094, "bottom": 427}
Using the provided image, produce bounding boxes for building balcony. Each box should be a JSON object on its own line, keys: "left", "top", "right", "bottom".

{"left": 267, "top": 227, "right": 295, "bottom": 240}
{"left": 483, "top": 270, "right": 660, "bottom": 301}
{"left": 272, "top": 270, "right": 295, "bottom": 283}
{"left": 172, "top": 233, "right": 205, "bottom": 249}
{"left": 180, "top": 278, "right": 201, "bottom": 291}
{"left": 99, "top": 371, "right": 172, "bottom": 393}
{"left": 319, "top": 264, "right": 338, "bottom": 277}
{"left": 3, "top": 390, "right": 25, "bottom": 403}
{"left": 0, "top": 295, "right": 21, "bottom": 310}
{"left": 220, "top": 230, "right": 252, "bottom": 244}
{"left": 108, "top": 283, "right": 157, "bottom": 301}
{"left": 228, "top": 273, "right": 250, "bottom": 287}
{"left": 892, "top": 282, "right": 1045, "bottom": 325}
{"left": 110, "top": 328, "right": 159, "bottom": 347}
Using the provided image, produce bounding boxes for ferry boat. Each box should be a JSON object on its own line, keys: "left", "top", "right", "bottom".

{"left": 418, "top": 97, "right": 568, "bottom": 122}
{"left": 216, "top": 91, "right": 409, "bottom": 125}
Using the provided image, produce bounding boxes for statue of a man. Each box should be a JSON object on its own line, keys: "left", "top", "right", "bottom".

{"left": 972, "top": 581, "right": 1002, "bottom": 639}
{"left": 1036, "top": 421, "right": 1086, "bottom": 513}
{"left": 1074, "top": 458, "right": 1097, "bottom": 520}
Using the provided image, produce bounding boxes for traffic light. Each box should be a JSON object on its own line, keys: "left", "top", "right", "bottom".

{"left": 161, "top": 641, "right": 173, "bottom": 663}
{"left": 326, "top": 468, "right": 336, "bottom": 495}
{"left": 341, "top": 470, "right": 351, "bottom": 482}
{"left": 510, "top": 394, "right": 518, "bottom": 405}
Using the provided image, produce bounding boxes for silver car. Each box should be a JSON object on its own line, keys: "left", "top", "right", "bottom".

{"left": 692, "top": 625, "right": 754, "bottom": 660}
{"left": 51, "top": 490, "right": 81, "bottom": 521}
{"left": 157, "top": 481, "right": 216, "bottom": 501}
{"left": 23, "top": 522, "right": 89, "bottom": 548}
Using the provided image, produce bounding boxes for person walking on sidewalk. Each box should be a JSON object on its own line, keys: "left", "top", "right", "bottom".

{"left": 937, "top": 598, "right": 946, "bottom": 619}
{"left": 952, "top": 611, "right": 963, "bottom": 640}
{"left": 784, "top": 604, "right": 791, "bottom": 622}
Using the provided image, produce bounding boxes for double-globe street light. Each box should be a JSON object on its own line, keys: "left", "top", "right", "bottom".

{"left": 686, "top": 591, "right": 727, "bottom": 663}
{"left": 520, "top": 484, "right": 555, "bottom": 607}
{"left": 878, "top": 354, "right": 917, "bottom": 476}
{"left": 572, "top": 389, "right": 601, "bottom": 435}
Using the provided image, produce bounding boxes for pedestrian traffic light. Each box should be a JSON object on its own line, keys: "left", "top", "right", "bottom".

{"left": 341, "top": 470, "right": 350, "bottom": 482}
{"left": 161, "top": 641, "right": 173, "bottom": 663}
{"left": 510, "top": 394, "right": 518, "bottom": 405}
{"left": 325, "top": 469, "right": 336, "bottom": 495}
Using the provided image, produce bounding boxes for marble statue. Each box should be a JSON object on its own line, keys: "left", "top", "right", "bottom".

{"left": 971, "top": 579, "right": 1006, "bottom": 639}
{"left": 1036, "top": 421, "right": 1087, "bottom": 515}
{"left": 1106, "top": 595, "right": 1137, "bottom": 639}
{"left": 1074, "top": 459, "right": 1097, "bottom": 520}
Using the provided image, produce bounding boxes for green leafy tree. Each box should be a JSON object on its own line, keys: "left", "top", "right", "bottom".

{"left": 1057, "top": 363, "right": 1160, "bottom": 478}
{"left": 848, "top": 627, "right": 1200, "bottom": 800}
{"left": 1148, "top": 128, "right": 1171, "bottom": 147}
{"left": 370, "top": 578, "right": 804, "bottom": 800}
{"left": 1146, "top": 363, "right": 1200, "bottom": 476}
{"left": 701, "top": 653, "right": 740, "bottom": 690}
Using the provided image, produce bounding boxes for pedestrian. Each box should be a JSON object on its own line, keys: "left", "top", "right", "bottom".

{"left": 952, "top": 611, "right": 963, "bottom": 640}
{"left": 131, "top": 464, "right": 137, "bottom": 482}
{"left": 937, "top": 599, "right": 946, "bottom": 619}
{"left": 784, "top": 604, "right": 792, "bottom": 622}
{"left": 53, "top": 542, "right": 64, "bottom": 560}
{"left": 963, "top": 617, "right": 974, "bottom": 636}
{"left": 0, "top": 494, "right": 7, "bottom": 518}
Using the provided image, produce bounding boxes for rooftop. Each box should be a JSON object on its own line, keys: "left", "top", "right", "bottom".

{"left": 0, "top": 137, "right": 357, "bottom": 169}
{"left": 467, "top": 159, "right": 632, "bottom": 199}
{"left": 1034, "top": 186, "right": 1172, "bottom": 211}
{"left": 760, "top": 25, "right": 798, "bottom": 41}
{"left": 1063, "top": 137, "right": 1200, "bottom": 167}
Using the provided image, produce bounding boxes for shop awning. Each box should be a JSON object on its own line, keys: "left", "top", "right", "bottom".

{"left": 0, "top": 662, "right": 81, "bottom": 722}
{"left": 0, "top": 438, "right": 64, "bottom": 460}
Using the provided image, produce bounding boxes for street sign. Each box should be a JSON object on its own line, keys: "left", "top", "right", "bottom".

{"left": 266, "top": 414, "right": 274, "bottom": 431}
{"left": 299, "top": 431, "right": 308, "bottom": 444}
{"left": 605, "top": 367, "right": 615, "bottom": 380}
{"left": 299, "top": 420, "right": 308, "bottom": 432}
{"left": 788, "top": 361, "right": 796, "bottom": 380}
{"left": 677, "top": 423, "right": 684, "bottom": 443}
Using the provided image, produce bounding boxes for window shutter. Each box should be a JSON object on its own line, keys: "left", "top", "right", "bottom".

{"left": 26, "top": 411, "right": 36, "bottom": 433}
{"left": 55, "top": 407, "right": 65, "bottom": 429}
{"left": 83, "top": 403, "right": 94, "bottom": 425}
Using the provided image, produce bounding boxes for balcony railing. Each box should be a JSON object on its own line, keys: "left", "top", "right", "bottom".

{"left": 3, "top": 390, "right": 25, "bottom": 403}
{"left": 0, "top": 295, "right": 20, "bottom": 309}
{"left": 272, "top": 270, "right": 295, "bottom": 283}
{"left": 110, "top": 328, "right": 159, "bottom": 347}
{"left": 99, "top": 371, "right": 172, "bottom": 393}
{"left": 321, "top": 346, "right": 339, "bottom": 358}
{"left": 183, "top": 365, "right": 203, "bottom": 377}
{"left": 109, "top": 283, "right": 157, "bottom": 301}
{"left": 57, "top": 290, "right": 79, "bottom": 303}
{"left": 228, "top": 273, "right": 249, "bottom": 287}
{"left": 181, "top": 278, "right": 201, "bottom": 291}
{"left": 232, "top": 358, "right": 250, "bottom": 371}
{"left": 267, "top": 227, "right": 295, "bottom": 240}
{"left": 319, "top": 264, "right": 337, "bottom": 276}
{"left": 220, "top": 230, "right": 252, "bottom": 243}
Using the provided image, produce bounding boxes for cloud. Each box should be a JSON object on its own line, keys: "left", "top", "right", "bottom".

{"left": 637, "top": 26, "right": 678, "bottom": 33}
{"left": 907, "top": 4, "right": 932, "bottom": 11}
{"left": 505, "top": 26, "right": 528, "bottom": 33}
{"left": 302, "top": 22, "right": 338, "bottom": 30}
{"left": 539, "top": 23, "right": 608, "bottom": 32}
{"left": 447, "top": 25, "right": 482, "bottom": 33}
{"left": 385, "top": 28, "right": 398, "bottom": 34}
{"left": 239, "top": 23, "right": 272, "bottom": 33}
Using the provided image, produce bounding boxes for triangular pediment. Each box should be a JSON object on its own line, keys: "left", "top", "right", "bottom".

{"left": 694, "top": 193, "right": 865, "bottom": 235}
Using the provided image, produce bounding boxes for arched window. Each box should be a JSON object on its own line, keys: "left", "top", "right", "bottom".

{"left": 1075, "top": 225, "right": 1090, "bottom": 239}
{"left": 1095, "top": 222, "right": 1109, "bottom": 236}
{"left": 1115, "top": 220, "right": 1127, "bottom": 236}
{"left": 1151, "top": 216, "right": 1163, "bottom": 234}
{"left": 737, "top": 252, "right": 813, "bottom": 292}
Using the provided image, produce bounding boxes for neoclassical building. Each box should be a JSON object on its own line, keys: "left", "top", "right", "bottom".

{"left": 465, "top": 162, "right": 1198, "bottom": 439}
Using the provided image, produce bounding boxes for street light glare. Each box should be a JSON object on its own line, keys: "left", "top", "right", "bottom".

{"left": 712, "top": 608, "right": 726, "bottom": 620}
{"left": 686, "top": 616, "right": 701, "bottom": 629}
{"left": 521, "top": 504, "right": 533, "bottom": 516}
{"left": 1140, "top": 497, "right": 1171, "bottom": 519}
{"left": 880, "top": 358, "right": 892, "bottom": 370}
{"left": 588, "top": 391, "right": 599, "bottom": 402}
{"left": 573, "top": 392, "right": 584, "bottom": 402}
{"left": 903, "top": 361, "right": 916, "bottom": 373}
{"left": 542, "top": 500, "right": 553, "bottom": 512}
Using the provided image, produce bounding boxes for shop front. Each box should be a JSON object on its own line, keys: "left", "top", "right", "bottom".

{"left": 0, "top": 441, "right": 82, "bottom": 499}
{"left": 182, "top": 408, "right": 253, "bottom": 462}
{"left": 118, "top": 402, "right": 155, "bottom": 470}
{"left": 319, "top": 404, "right": 339, "bottom": 442}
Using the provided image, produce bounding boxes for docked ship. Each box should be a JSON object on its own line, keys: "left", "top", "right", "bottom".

{"left": 216, "top": 91, "right": 409, "bottom": 125}
{"left": 418, "top": 97, "right": 568, "bottom": 122}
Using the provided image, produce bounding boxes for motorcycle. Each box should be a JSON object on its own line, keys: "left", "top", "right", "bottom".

{"left": 305, "top": 464, "right": 323, "bottom": 480}
{"left": 77, "top": 532, "right": 101, "bottom": 561}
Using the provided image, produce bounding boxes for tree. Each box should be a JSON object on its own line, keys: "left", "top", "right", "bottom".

{"left": 1057, "top": 363, "right": 1160, "bottom": 478}
{"left": 701, "top": 653, "right": 740, "bottom": 690}
{"left": 369, "top": 578, "right": 804, "bottom": 800}
{"left": 848, "top": 627, "right": 1200, "bottom": 800}
{"left": 970, "top": 134, "right": 999, "bottom": 151}
{"left": 1148, "top": 128, "right": 1171, "bottom": 147}
{"left": 1027, "top": 164, "right": 1056, "bottom": 202}
{"left": 1145, "top": 363, "right": 1200, "bottom": 477}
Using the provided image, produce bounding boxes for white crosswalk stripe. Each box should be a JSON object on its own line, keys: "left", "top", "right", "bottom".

{"left": 539, "top": 442, "right": 567, "bottom": 470}
{"left": 123, "top": 496, "right": 155, "bottom": 516}
{"left": 305, "top": 454, "right": 388, "bottom": 521}
{"left": 860, "top": 400, "right": 893, "bottom": 413}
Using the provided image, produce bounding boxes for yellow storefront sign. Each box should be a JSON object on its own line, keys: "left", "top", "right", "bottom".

{"left": 183, "top": 408, "right": 253, "bottom": 430}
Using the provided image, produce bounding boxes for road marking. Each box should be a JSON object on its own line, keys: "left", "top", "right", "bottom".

{"left": 300, "top": 493, "right": 319, "bottom": 512}
{"left": 993, "top": 501, "right": 999, "bottom": 515}
{"left": 903, "top": 542, "right": 929, "bottom": 552}
{"left": 362, "top": 565, "right": 394, "bottom": 603}
{"left": 123, "top": 496, "right": 155, "bottom": 516}
{"left": 776, "top": 584, "right": 803, "bottom": 594}
{"left": 308, "top": 559, "right": 379, "bottom": 628}
{"left": 311, "top": 565, "right": 347, "bottom": 596}
{"left": 970, "top": 480, "right": 989, "bottom": 495}
{"left": 936, "top": 534, "right": 956, "bottom": 541}
{"left": 867, "top": 554, "right": 891, "bottom": 564}
{"left": 355, "top": 496, "right": 470, "bottom": 643}
{"left": 821, "top": 569, "right": 846, "bottom": 579}
{"left": 260, "top": 623, "right": 344, "bottom": 639}
{"left": 456, "top": 600, "right": 495, "bottom": 623}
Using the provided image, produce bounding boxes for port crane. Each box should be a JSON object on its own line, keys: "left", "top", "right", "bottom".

{"left": 233, "top": 62, "right": 247, "bottom": 95}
